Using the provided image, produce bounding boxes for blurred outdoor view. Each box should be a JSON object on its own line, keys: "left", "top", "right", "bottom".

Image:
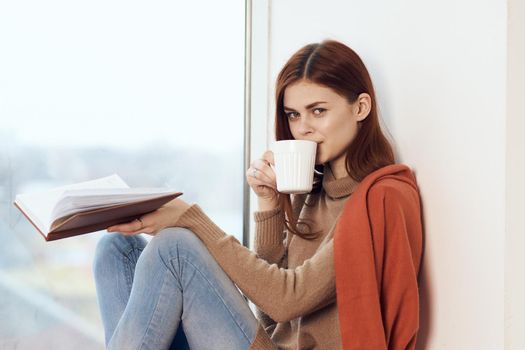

{"left": 0, "top": 1, "right": 246, "bottom": 349}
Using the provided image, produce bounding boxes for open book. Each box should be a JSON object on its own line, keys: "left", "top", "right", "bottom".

{"left": 14, "top": 174, "right": 182, "bottom": 241}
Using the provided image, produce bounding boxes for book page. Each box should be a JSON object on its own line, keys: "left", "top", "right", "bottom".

{"left": 14, "top": 174, "right": 129, "bottom": 235}
{"left": 52, "top": 187, "right": 179, "bottom": 220}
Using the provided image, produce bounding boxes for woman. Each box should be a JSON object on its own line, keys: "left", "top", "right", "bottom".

{"left": 94, "top": 39, "right": 423, "bottom": 349}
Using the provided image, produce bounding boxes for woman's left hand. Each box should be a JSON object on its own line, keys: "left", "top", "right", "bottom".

{"left": 106, "top": 198, "right": 191, "bottom": 236}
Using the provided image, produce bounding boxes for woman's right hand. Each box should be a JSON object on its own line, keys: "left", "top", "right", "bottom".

{"left": 246, "top": 150, "right": 279, "bottom": 209}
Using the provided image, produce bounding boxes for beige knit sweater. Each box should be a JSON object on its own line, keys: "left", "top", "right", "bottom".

{"left": 175, "top": 167, "right": 358, "bottom": 349}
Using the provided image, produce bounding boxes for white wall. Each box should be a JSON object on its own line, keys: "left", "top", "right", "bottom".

{"left": 505, "top": 0, "right": 525, "bottom": 348}
{"left": 251, "top": 0, "right": 510, "bottom": 348}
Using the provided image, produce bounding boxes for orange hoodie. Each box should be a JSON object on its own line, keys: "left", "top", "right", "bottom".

{"left": 334, "top": 164, "right": 423, "bottom": 350}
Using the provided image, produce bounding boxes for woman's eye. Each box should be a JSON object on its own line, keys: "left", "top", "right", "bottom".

{"left": 313, "top": 108, "right": 326, "bottom": 115}
{"left": 286, "top": 112, "right": 299, "bottom": 119}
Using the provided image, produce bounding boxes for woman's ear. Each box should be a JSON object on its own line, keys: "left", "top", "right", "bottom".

{"left": 355, "top": 93, "right": 372, "bottom": 121}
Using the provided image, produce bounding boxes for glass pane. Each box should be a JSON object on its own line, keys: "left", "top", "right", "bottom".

{"left": 0, "top": 0, "right": 245, "bottom": 348}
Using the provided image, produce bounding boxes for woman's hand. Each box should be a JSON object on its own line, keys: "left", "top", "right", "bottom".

{"left": 246, "top": 150, "right": 279, "bottom": 210}
{"left": 106, "top": 198, "right": 191, "bottom": 236}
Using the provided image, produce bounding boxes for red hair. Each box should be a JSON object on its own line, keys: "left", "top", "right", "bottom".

{"left": 274, "top": 39, "right": 395, "bottom": 239}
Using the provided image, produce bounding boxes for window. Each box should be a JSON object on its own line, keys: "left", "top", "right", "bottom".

{"left": 0, "top": 1, "right": 246, "bottom": 347}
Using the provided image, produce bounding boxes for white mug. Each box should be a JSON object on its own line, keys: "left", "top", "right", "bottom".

{"left": 270, "top": 140, "right": 317, "bottom": 194}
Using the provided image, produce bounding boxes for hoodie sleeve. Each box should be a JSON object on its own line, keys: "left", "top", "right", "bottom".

{"left": 334, "top": 178, "right": 423, "bottom": 350}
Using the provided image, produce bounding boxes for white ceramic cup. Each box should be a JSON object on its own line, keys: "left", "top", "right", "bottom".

{"left": 270, "top": 140, "right": 317, "bottom": 194}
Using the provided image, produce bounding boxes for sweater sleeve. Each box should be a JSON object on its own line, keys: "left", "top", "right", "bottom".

{"left": 175, "top": 204, "right": 336, "bottom": 324}
{"left": 252, "top": 193, "right": 307, "bottom": 267}
{"left": 252, "top": 206, "right": 286, "bottom": 333}
{"left": 253, "top": 206, "right": 287, "bottom": 266}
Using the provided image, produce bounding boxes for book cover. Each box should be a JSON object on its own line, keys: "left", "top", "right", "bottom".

{"left": 13, "top": 174, "right": 182, "bottom": 241}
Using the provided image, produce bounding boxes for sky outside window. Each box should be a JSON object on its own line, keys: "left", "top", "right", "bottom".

{"left": 0, "top": 1, "right": 246, "bottom": 348}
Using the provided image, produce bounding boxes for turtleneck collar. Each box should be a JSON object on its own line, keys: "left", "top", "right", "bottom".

{"left": 322, "top": 165, "right": 359, "bottom": 199}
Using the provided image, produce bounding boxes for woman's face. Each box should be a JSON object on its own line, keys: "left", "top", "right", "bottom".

{"left": 283, "top": 80, "right": 370, "bottom": 173}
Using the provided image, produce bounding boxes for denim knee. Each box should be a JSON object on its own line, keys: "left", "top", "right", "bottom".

{"left": 93, "top": 234, "right": 147, "bottom": 273}
{"left": 147, "top": 227, "right": 207, "bottom": 262}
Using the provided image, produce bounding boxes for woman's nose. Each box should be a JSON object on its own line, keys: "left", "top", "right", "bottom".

{"left": 297, "top": 117, "right": 314, "bottom": 136}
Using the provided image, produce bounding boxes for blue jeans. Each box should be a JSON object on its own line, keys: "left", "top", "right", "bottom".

{"left": 93, "top": 227, "right": 259, "bottom": 350}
